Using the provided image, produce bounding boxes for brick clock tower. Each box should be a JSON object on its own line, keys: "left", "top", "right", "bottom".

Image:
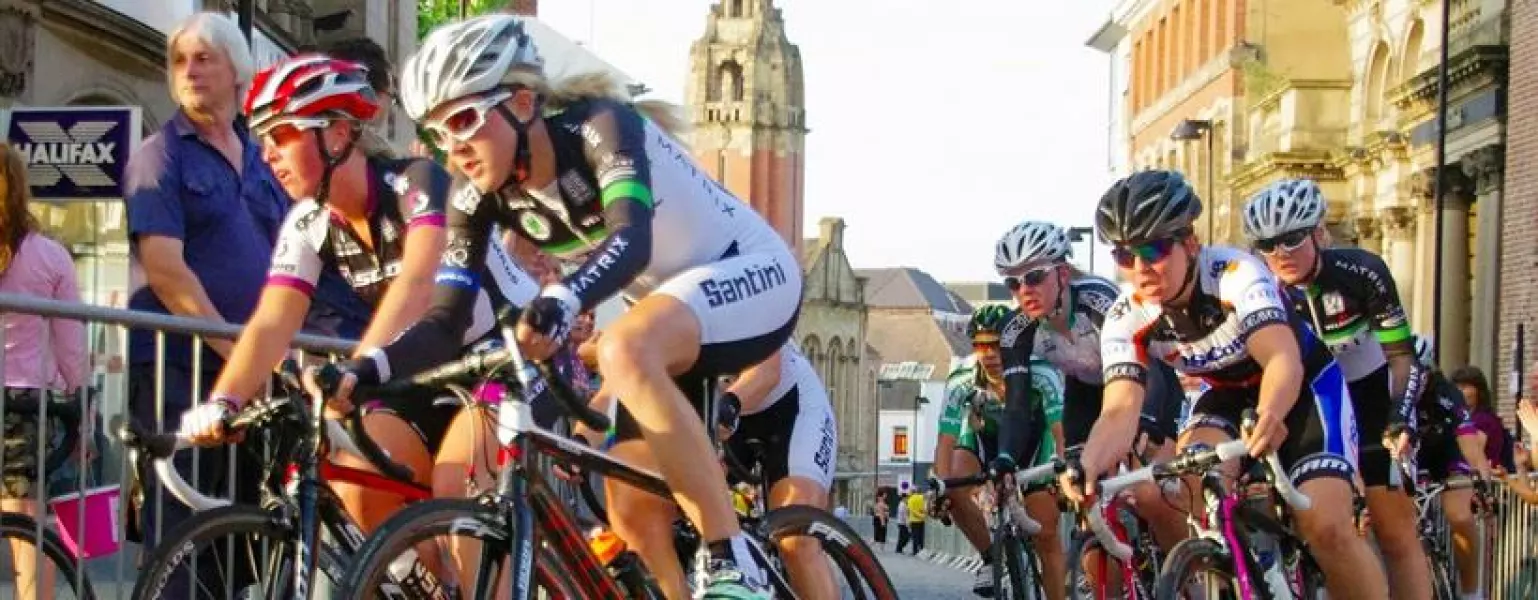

{"left": 687, "top": 0, "right": 808, "bottom": 252}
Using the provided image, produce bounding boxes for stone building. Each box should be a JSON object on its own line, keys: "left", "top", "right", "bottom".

{"left": 1500, "top": 0, "right": 1538, "bottom": 411}
{"left": 686, "top": 0, "right": 807, "bottom": 254}
{"left": 685, "top": 1, "right": 877, "bottom": 509}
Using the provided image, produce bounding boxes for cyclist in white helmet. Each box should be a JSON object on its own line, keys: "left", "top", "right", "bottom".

{"left": 328, "top": 15, "right": 800, "bottom": 598}
{"left": 1242, "top": 177, "right": 1430, "bottom": 599}
{"left": 992, "top": 220, "right": 1190, "bottom": 579}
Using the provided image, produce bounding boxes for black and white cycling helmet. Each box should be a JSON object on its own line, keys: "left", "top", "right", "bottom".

{"left": 994, "top": 221, "right": 1072, "bottom": 274}
{"left": 1095, "top": 169, "right": 1202, "bottom": 244}
{"left": 1413, "top": 333, "right": 1435, "bottom": 367}
{"left": 399, "top": 14, "right": 544, "bottom": 121}
{"left": 1241, "top": 178, "right": 1327, "bottom": 241}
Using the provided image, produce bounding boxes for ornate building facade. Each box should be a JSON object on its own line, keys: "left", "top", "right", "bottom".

{"left": 686, "top": 2, "right": 875, "bottom": 509}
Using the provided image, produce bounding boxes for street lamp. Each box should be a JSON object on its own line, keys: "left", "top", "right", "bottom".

{"left": 912, "top": 395, "right": 929, "bottom": 484}
{"left": 1067, "top": 226, "right": 1095, "bottom": 274}
{"left": 1170, "top": 119, "right": 1216, "bottom": 243}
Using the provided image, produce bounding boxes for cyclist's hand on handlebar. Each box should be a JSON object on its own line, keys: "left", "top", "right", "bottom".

{"left": 518, "top": 292, "right": 577, "bottom": 361}
{"left": 1242, "top": 410, "right": 1288, "bottom": 458}
{"left": 303, "top": 365, "right": 357, "bottom": 414}
{"left": 577, "top": 332, "right": 602, "bottom": 371}
{"left": 179, "top": 400, "right": 235, "bottom": 447}
{"left": 1060, "top": 456, "right": 1097, "bottom": 505}
{"left": 1382, "top": 425, "right": 1413, "bottom": 461}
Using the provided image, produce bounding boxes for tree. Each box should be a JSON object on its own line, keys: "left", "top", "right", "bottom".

{"left": 417, "top": 0, "right": 502, "bottom": 41}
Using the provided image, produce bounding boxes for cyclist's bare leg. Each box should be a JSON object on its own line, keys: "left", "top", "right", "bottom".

{"left": 1442, "top": 487, "right": 1480, "bottom": 595}
{"left": 1129, "top": 439, "right": 1189, "bottom": 550}
{"left": 433, "top": 408, "right": 509, "bottom": 596}
{"left": 331, "top": 412, "right": 433, "bottom": 532}
{"left": 1023, "top": 490, "right": 1066, "bottom": 600}
{"left": 1294, "top": 477, "right": 1390, "bottom": 599}
{"left": 946, "top": 450, "right": 991, "bottom": 552}
{"left": 0, "top": 498, "right": 54, "bottom": 600}
{"left": 596, "top": 296, "right": 741, "bottom": 544}
{"left": 768, "top": 475, "right": 837, "bottom": 599}
{"left": 604, "top": 439, "right": 688, "bottom": 599}
{"left": 1365, "top": 485, "right": 1432, "bottom": 599}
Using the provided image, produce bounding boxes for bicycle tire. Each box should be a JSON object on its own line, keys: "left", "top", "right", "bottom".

{"left": 760, "top": 505, "right": 899, "bottom": 600}
{"left": 992, "top": 525, "right": 1033, "bottom": 600}
{"left": 129, "top": 504, "right": 302, "bottom": 600}
{"left": 340, "top": 498, "right": 583, "bottom": 600}
{"left": 1, "top": 512, "right": 95, "bottom": 599}
{"left": 1066, "top": 530, "right": 1145, "bottom": 600}
{"left": 1155, "top": 537, "right": 1234, "bottom": 599}
{"left": 1425, "top": 549, "right": 1456, "bottom": 600}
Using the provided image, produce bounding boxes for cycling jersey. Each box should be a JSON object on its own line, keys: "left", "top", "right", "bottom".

{"left": 1103, "top": 246, "right": 1357, "bottom": 485}
{"left": 1288, "top": 248, "right": 1412, "bottom": 381}
{"left": 267, "top": 157, "right": 539, "bottom": 345}
{"left": 937, "top": 354, "right": 1063, "bottom": 467}
{"left": 1415, "top": 372, "right": 1480, "bottom": 479}
{"left": 729, "top": 345, "right": 838, "bottom": 490}
{"left": 363, "top": 99, "right": 800, "bottom": 423}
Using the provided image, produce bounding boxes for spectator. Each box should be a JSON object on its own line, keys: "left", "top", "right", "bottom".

{"left": 0, "top": 142, "right": 88, "bottom": 600}
{"left": 906, "top": 485, "right": 928, "bottom": 555}
{"left": 122, "top": 12, "right": 276, "bottom": 596}
{"left": 872, "top": 494, "right": 889, "bottom": 549}
{"left": 895, "top": 484, "right": 912, "bottom": 553}
{"left": 1450, "top": 366, "right": 1511, "bottom": 472}
{"left": 308, "top": 37, "right": 401, "bottom": 158}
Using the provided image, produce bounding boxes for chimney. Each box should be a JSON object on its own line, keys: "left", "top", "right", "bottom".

{"left": 510, "top": 0, "right": 537, "bottom": 16}
{"left": 819, "top": 217, "right": 845, "bottom": 249}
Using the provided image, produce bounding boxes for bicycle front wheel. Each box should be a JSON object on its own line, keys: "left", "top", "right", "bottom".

{"left": 340, "top": 498, "right": 582, "bottom": 600}
{"left": 760, "top": 505, "right": 898, "bottom": 599}
{"left": 1, "top": 512, "right": 95, "bottom": 599}
{"left": 992, "top": 524, "right": 1041, "bottom": 600}
{"left": 1155, "top": 537, "right": 1235, "bottom": 599}
{"left": 130, "top": 504, "right": 303, "bottom": 600}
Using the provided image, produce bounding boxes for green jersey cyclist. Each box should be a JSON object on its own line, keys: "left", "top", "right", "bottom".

{"left": 929, "top": 305, "right": 1066, "bottom": 598}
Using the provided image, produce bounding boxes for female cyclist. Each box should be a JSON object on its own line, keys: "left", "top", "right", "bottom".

{"left": 329, "top": 15, "right": 802, "bottom": 598}
{"left": 177, "top": 56, "right": 539, "bottom": 532}
{"left": 991, "top": 220, "right": 1188, "bottom": 555}
{"left": 930, "top": 305, "right": 1065, "bottom": 598}
{"left": 1065, "top": 169, "right": 1389, "bottom": 599}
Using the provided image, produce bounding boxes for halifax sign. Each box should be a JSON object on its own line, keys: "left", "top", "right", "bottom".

{"left": 1, "top": 106, "right": 142, "bottom": 201}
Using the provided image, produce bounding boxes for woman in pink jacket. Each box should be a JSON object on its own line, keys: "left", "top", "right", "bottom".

{"left": 0, "top": 142, "right": 88, "bottom": 599}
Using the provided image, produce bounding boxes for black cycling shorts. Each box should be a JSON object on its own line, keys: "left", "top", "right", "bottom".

{"left": 1347, "top": 365, "right": 1396, "bottom": 488}
{"left": 1181, "top": 360, "right": 1359, "bottom": 486}
{"left": 1062, "top": 361, "right": 1182, "bottom": 449}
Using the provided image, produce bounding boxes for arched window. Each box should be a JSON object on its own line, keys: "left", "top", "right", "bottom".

{"left": 1364, "top": 41, "right": 1391, "bottom": 126}
{"left": 1401, "top": 21, "right": 1425, "bottom": 82}
{"left": 803, "top": 335, "right": 822, "bottom": 378}
{"left": 729, "top": 0, "right": 744, "bottom": 18}
{"left": 718, "top": 61, "right": 744, "bottom": 103}
{"left": 827, "top": 336, "right": 843, "bottom": 399}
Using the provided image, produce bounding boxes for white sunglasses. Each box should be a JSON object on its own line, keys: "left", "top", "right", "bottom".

{"left": 422, "top": 90, "right": 513, "bottom": 148}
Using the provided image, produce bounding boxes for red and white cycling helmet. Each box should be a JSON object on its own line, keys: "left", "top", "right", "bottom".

{"left": 244, "top": 55, "right": 380, "bottom": 138}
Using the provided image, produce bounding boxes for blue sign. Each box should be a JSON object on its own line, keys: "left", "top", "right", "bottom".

{"left": 2, "top": 106, "right": 141, "bottom": 201}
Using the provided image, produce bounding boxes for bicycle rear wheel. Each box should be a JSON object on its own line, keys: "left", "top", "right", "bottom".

{"left": 1, "top": 512, "right": 95, "bottom": 599}
{"left": 760, "top": 505, "right": 898, "bottom": 600}
{"left": 341, "top": 498, "right": 590, "bottom": 600}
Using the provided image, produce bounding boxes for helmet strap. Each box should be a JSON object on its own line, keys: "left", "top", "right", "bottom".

{"left": 310, "top": 125, "right": 361, "bottom": 205}
{"left": 494, "top": 92, "right": 544, "bottom": 187}
{"left": 1169, "top": 250, "right": 1199, "bottom": 306}
{"left": 1047, "top": 266, "right": 1070, "bottom": 322}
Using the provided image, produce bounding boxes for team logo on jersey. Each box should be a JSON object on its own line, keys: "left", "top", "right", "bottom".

{"left": 1322, "top": 291, "right": 1346, "bottom": 316}
{"left": 519, "top": 210, "right": 552, "bottom": 241}
{"left": 1000, "top": 312, "right": 1029, "bottom": 347}
{"left": 412, "top": 191, "right": 432, "bottom": 216}
{"left": 387, "top": 173, "right": 411, "bottom": 198}
{"left": 451, "top": 185, "right": 481, "bottom": 215}
{"left": 1079, "top": 288, "right": 1114, "bottom": 315}
{"left": 558, "top": 171, "right": 596, "bottom": 205}
{"left": 444, "top": 236, "right": 472, "bottom": 268}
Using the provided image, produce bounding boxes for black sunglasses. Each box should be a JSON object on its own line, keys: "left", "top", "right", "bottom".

{"left": 1254, "top": 229, "right": 1312, "bottom": 255}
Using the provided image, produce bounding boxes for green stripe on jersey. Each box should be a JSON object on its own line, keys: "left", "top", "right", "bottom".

{"left": 601, "top": 181, "right": 654, "bottom": 209}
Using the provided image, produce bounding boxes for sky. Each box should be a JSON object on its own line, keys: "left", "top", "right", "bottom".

{"left": 537, "top": 0, "right": 1119, "bottom": 282}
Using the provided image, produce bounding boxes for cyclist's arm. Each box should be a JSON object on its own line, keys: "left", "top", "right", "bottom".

{"left": 548, "top": 103, "right": 655, "bottom": 312}
{"left": 995, "top": 316, "right": 1039, "bottom": 464}
{"left": 356, "top": 160, "right": 453, "bottom": 353}
{"left": 1032, "top": 363, "right": 1066, "bottom": 457}
{"left": 351, "top": 183, "right": 498, "bottom": 384}
{"left": 1246, "top": 323, "right": 1305, "bottom": 421}
{"left": 725, "top": 347, "right": 783, "bottom": 413}
{"left": 211, "top": 207, "right": 326, "bottom": 404}
{"left": 1359, "top": 251, "right": 1422, "bottom": 426}
{"left": 933, "top": 376, "right": 970, "bottom": 480}
{"left": 1083, "top": 295, "right": 1148, "bottom": 477}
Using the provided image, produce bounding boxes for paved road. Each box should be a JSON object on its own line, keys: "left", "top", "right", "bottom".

{"left": 875, "top": 545, "right": 976, "bottom": 599}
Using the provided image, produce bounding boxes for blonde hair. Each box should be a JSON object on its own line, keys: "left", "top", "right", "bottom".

{"left": 167, "top": 12, "right": 256, "bottom": 96}
{"left": 508, "top": 70, "right": 690, "bottom": 142}
{"left": 0, "top": 144, "right": 40, "bottom": 274}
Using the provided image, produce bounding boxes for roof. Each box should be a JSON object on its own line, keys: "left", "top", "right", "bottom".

{"left": 866, "top": 310, "right": 971, "bottom": 380}
{"left": 857, "top": 268, "right": 972, "bottom": 313}
{"left": 945, "top": 281, "right": 1012, "bottom": 307}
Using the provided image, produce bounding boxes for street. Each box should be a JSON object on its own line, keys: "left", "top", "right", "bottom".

{"left": 874, "top": 545, "right": 976, "bottom": 599}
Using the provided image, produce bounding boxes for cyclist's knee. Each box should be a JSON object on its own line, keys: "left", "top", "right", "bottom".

{"left": 1293, "top": 477, "right": 1360, "bottom": 546}
{"left": 597, "top": 300, "right": 700, "bottom": 380}
{"left": 778, "top": 534, "right": 822, "bottom": 562}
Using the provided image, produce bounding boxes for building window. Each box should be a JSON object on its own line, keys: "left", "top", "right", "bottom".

{"left": 730, "top": 0, "right": 744, "bottom": 17}
{"left": 718, "top": 61, "right": 744, "bottom": 103}
{"left": 893, "top": 426, "right": 909, "bottom": 458}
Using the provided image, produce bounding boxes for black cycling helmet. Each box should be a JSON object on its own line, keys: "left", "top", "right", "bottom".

{"left": 968, "top": 305, "right": 1012, "bottom": 342}
{"left": 1095, "top": 169, "right": 1203, "bottom": 244}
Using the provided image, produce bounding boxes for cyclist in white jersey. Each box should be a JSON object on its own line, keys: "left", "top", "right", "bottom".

{"left": 1065, "top": 170, "right": 1389, "bottom": 599}
{"left": 178, "top": 56, "right": 539, "bottom": 532}
{"left": 992, "top": 221, "right": 1189, "bottom": 557}
{"left": 328, "top": 16, "right": 799, "bottom": 598}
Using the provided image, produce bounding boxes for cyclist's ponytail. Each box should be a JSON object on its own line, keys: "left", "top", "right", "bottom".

{"left": 536, "top": 71, "right": 690, "bottom": 142}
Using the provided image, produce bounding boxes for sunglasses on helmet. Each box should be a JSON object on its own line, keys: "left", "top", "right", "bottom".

{"left": 1253, "top": 229, "right": 1312, "bottom": 255}
{"left": 1110, "top": 236, "right": 1182, "bottom": 269}
{"left": 422, "top": 89, "right": 513, "bottom": 148}
{"left": 1003, "top": 265, "right": 1055, "bottom": 291}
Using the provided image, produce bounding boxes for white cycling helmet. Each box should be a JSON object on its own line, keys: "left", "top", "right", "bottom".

{"left": 1413, "top": 333, "right": 1435, "bottom": 366}
{"left": 399, "top": 14, "right": 544, "bottom": 121}
{"left": 994, "top": 221, "right": 1072, "bottom": 274}
{"left": 1241, "top": 178, "right": 1328, "bottom": 241}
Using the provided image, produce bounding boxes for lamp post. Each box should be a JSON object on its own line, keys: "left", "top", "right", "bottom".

{"left": 1171, "top": 119, "right": 1216, "bottom": 243}
{"left": 912, "top": 394, "right": 928, "bottom": 484}
{"left": 1068, "top": 226, "right": 1095, "bottom": 274}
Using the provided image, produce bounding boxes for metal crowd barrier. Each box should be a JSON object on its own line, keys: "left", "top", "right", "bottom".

{"left": 0, "top": 292, "right": 354, "bottom": 599}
